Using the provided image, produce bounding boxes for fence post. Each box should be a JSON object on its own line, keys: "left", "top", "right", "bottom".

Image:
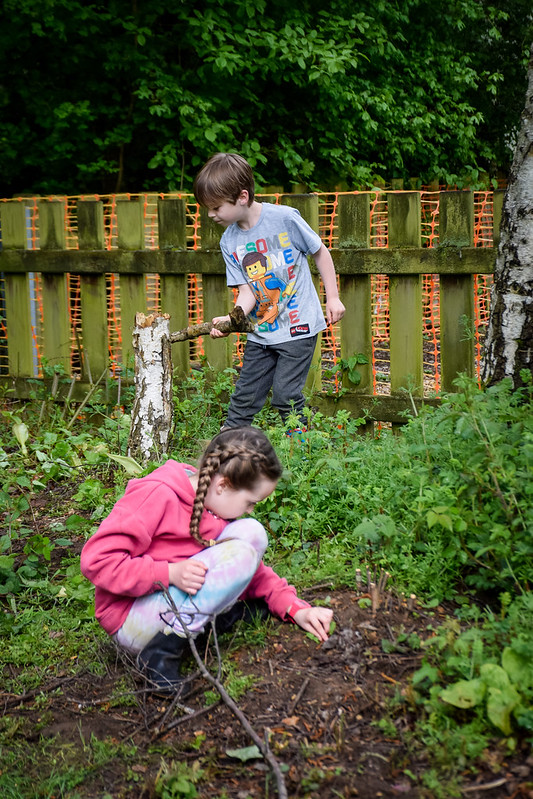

{"left": 388, "top": 192, "right": 423, "bottom": 404}
{"left": 439, "top": 191, "right": 475, "bottom": 391}
{"left": 39, "top": 200, "right": 71, "bottom": 374}
{"left": 198, "top": 206, "right": 231, "bottom": 372}
{"left": 281, "top": 194, "right": 322, "bottom": 395}
{"left": 78, "top": 200, "right": 109, "bottom": 382}
{"left": 1, "top": 203, "right": 34, "bottom": 376}
{"left": 337, "top": 193, "right": 373, "bottom": 431}
{"left": 116, "top": 199, "right": 146, "bottom": 374}
{"left": 158, "top": 198, "right": 189, "bottom": 376}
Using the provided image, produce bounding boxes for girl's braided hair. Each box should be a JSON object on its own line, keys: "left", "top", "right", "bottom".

{"left": 189, "top": 426, "right": 282, "bottom": 546}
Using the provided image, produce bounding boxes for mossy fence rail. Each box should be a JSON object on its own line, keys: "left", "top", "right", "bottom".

{"left": 0, "top": 191, "right": 500, "bottom": 425}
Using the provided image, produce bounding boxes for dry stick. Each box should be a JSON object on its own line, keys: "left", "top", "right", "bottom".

{"left": 462, "top": 777, "right": 508, "bottom": 793}
{"left": 370, "top": 582, "right": 380, "bottom": 615}
{"left": 2, "top": 675, "right": 77, "bottom": 709}
{"left": 61, "top": 375, "right": 77, "bottom": 420}
{"left": 156, "top": 584, "right": 288, "bottom": 799}
{"left": 39, "top": 371, "right": 60, "bottom": 424}
{"left": 116, "top": 374, "right": 122, "bottom": 452}
{"left": 66, "top": 367, "right": 108, "bottom": 430}
{"left": 169, "top": 305, "right": 255, "bottom": 343}
{"left": 378, "top": 570, "right": 390, "bottom": 595}
{"left": 158, "top": 702, "right": 222, "bottom": 736}
{"left": 286, "top": 677, "right": 310, "bottom": 716}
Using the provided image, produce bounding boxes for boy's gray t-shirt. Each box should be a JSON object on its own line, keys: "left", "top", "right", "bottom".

{"left": 220, "top": 202, "right": 326, "bottom": 345}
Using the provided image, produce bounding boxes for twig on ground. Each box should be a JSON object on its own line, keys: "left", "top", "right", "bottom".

{"left": 1, "top": 675, "right": 77, "bottom": 709}
{"left": 286, "top": 677, "right": 310, "bottom": 716}
{"left": 462, "top": 777, "right": 508, "bottom": 793}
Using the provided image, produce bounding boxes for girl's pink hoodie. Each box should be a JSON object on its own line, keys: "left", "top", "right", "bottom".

{"left": 80, "top": 460, "right": 308, "bottom": 635}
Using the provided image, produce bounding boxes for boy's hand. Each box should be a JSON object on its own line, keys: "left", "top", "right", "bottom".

{"left": 325, "top": 297, "right": 346, "bottom": 325}
{"left": 293, "top": 606, "right": 334, "bottom": 642}
{"left": 168, "top": 560, "right": 208, "bottom": 594}
{"left": 210, "top": 315, "right": 231, "bottom": 338}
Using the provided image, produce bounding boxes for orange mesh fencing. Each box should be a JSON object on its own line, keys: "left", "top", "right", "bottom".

{"left": 0, "top": 190, "right": 496, "bottom": 393}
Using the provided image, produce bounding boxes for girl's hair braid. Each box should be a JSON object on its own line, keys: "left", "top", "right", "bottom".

{"left": 189, "top": 427, "right": 282, "bottom": 546}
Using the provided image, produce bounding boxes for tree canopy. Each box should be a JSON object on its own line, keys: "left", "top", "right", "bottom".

{"left": 0, "top": 0, "right": 531, "bottom": 195}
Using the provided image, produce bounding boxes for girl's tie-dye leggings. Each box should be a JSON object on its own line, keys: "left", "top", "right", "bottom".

{"left": 113, "top": 518, "right": 268, "bottom": 654}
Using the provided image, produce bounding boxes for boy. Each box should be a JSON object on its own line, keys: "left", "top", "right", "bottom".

{"left": 193, "top": 152, "right": 345, "bottom": 430}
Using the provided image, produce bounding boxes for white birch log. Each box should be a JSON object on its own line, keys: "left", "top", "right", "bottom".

{"left": 481, "top": 44, "right": 533, "bottom": 387}
{"left": 127, "top": 312, "right": 173, "bottom": 464}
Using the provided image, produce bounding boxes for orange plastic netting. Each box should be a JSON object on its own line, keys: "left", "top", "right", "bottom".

{"left": 0, "top": 191, "right": 494, "bottom": 395}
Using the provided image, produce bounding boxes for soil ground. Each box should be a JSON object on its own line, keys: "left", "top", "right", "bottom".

{"left": 4, "top": 583, "right": 532, "bottom": 799}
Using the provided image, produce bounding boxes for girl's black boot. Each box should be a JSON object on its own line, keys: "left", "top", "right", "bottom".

{"left": 137, "top": 631, "right": 189, "bottom": 696}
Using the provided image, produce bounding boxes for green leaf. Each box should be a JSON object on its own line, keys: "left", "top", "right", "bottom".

{"left": 440, "top": 678, "right": 486, "bottom": 709}
{"left": 412, "top": 663, "right": 440, "bottom": 686}
{"left": 225, "top": 745, "right": 262, "bottom": 761}
{"left": 0, "top": 554, "right": 16, "bottom": 571}
{"left": 12, "top": 422, "right": 29, "bottom": 455}
{"left": 486, "top": 685, "right": 521, "bottom": 735}
{"left": 502, "top": 647, "right": 533, "bottom": 690}
{"left": 106, "top": 453, "right": 143, "bottom": 475}
{"left": 480, "top": 663, "right": 512, "bottom": 690}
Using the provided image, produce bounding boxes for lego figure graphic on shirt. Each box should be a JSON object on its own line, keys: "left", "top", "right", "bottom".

{"left": 242, "top": 251, "right": 288, "bottom": 327}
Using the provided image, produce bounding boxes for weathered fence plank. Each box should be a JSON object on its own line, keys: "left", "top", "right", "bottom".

{"left": 338, "top": 194, "right": 373, "bottom": 392}
{"left": 158, "top": 198, "right": 189, "bottom": 376}
{"left": 388, "top": 193, "right": 423, "bottom": 399}
{"left": 2, "top": 203, "right": 34, "bottom": 376}
{"left": 282, "top": 194, "right": 323, "bottom": 394}
{"left": 40, "top": 202, "right": 71, "bottom": 372}
{"left": 337, "top": 193, "right": 373, "bottom": 432}
{"left": 78, "top": 200, "right": 109, "bottom": 381}
{"left": 116, "top": 200, "right": 146, "bottom": 372}
{"left": 439, "top": 192, "right": 475, "bottom": 390}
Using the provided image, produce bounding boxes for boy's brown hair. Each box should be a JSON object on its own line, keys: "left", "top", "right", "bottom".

{"left": 193, "top": 152, "right": 255, "bottom": 208}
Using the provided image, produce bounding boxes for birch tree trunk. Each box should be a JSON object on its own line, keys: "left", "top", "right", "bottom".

{"left": 481, "top": 44, "right": 533, "bottom": 388}
{"left": 127, "top": 312, "right": 173, "bottom": 464}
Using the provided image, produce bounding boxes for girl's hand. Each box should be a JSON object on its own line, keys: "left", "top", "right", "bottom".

{"left": 293, "top": 606, "right": 333, "bottom": 642}
{"left": 168, "top": 560, "right": 208, "bottom": 594}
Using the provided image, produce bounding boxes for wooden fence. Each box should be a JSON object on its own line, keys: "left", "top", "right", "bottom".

{"left": 0, "top": 191, "right": 501, "bottom": 424}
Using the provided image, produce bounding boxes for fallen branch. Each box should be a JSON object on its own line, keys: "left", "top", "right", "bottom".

{"left": 462, "top": 777, "right": 508, "bottom": 793}
{"left": 169, "top": 305, "right": 255, "bottom": 342}
{"left": 1, "top": 675, "right": 77, "bottom": 709}
{"left": 156, "top": 583, "right": 288, "bottom": 799}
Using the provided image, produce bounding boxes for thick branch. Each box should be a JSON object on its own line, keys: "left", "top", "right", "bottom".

{"left": 169, "top": 305, "right": 255, "bottom": 343}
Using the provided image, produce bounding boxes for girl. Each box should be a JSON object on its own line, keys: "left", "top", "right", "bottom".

{"left": 81, "top": 427, "right": 333, "bottom": 693}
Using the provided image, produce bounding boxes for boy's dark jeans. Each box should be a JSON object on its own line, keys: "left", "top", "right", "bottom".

{"left": 224, "top": 335, "right": 318, "bottom": 428}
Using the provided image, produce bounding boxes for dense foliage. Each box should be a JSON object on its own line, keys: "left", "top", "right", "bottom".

{"left": 0, "top": 0, "right": 531, "bottom": 195}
